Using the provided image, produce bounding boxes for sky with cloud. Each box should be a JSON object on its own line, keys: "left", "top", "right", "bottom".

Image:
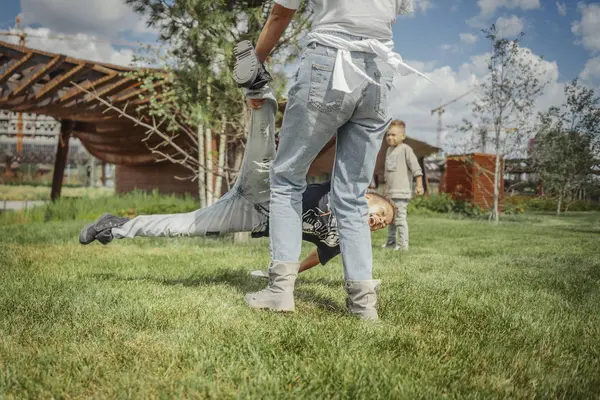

{"left": 1, "top": 0, "right": 599, "bottom": 147}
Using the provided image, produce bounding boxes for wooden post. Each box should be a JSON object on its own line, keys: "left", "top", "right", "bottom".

{"left": 50, "top": 120, "right": 72, "bottom": 201}
{"left": 89, "top": 155, "right": 96, "bottom": 187}
{"left": 418, "top": 156, "right": 429, "bottom": 195}
{"left": 101, "top": 162, "right": 107, "bottom": 186}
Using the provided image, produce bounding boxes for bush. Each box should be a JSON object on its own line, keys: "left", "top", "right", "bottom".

{"left": 410, "top": 193, "right": 454, "bottom": 213}
{"left": 503, "top": 203, "right": 526, "bottom": 215}
{"left": 408, "top": 193, "right": 482, "bottom": 217}
{"left": 505, "top": 195, "right": 600, "bottom": 213}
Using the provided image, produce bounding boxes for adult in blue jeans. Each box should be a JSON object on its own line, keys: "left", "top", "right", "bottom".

{"left": 245, "top": 0, "right": 429, "bottom": 320}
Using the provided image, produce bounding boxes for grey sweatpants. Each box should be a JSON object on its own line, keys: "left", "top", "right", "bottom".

{"left": 386, "top": 198, "right": 409, "bottom": 250}
{"left": 112, "top": 87, "right": 277, "bottom": 240}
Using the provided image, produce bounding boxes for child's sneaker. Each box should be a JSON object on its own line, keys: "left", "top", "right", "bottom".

{"left": 79, "top": 213, "right": 129, "bottom": 245}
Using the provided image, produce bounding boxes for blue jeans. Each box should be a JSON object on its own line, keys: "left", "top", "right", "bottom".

{"left": 269, "top": 34, "right": 394, "bottom": 280}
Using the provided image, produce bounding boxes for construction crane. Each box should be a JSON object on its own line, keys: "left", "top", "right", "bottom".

{"left": 430, "top": 89, "right": 475, "bottom": 148}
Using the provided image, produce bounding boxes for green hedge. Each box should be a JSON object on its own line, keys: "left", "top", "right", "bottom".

{"left": 408, "top": 193, "right": 483, "bottom": 217}
{"left": 408, "top": 193, "right": 600, "bottom": 217}
{"left": 504, "top": 195, "right": 600, "bottom": 214}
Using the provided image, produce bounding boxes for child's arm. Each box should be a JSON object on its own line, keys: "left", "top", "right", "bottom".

{"left": 406, "top": 146, "right": 425, "bottom": 195}
{"left": 415, "top": 176, "right": 424, "bottom": 195}
{"left": 299, "top": 248, "right": 321, "bottom": 273}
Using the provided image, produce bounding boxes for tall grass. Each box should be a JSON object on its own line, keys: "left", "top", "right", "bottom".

{"left": 0, "top": 190, "right": 199, "bottom": 225}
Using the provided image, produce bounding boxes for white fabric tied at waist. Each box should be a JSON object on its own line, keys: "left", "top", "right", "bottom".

{"left": 307, "top": 31, "right": 434, "bottom": 94}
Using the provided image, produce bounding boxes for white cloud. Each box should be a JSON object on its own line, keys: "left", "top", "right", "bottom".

{"left": 440, "top": 43, "right": 458, "bottom": 53}
{"left": 477, "top": 0, "right": 540, "bottom": 17}
{"left": 19, "top": 0, "right": 156, "bottom": 38}
{"left": 414, "top": 0, "right": 434, "bottom": 13}
{"left": 556, "top": 2, "right": 567, "bottom": 17}
{"left": 572, "top": 2, "right": 600, "bottom": 53}
{"left": 6, "top": 0, "right": 159, "bottom": 67}
{"left": 495, "top": 15, "right": 526, "bottom": 37}
{"left": 439, "top": 33, "right": 479, "bottom": 54}
{"left": 580, "top": 56, "right": 600, "bottom": 85}
{"left": 468, "top": 0, "right": 539, "bottom": 27}
{"left": 388, "top": 47, "right": 565, "bottom": 152}
{"left": 4, "top": 27, "right": 135, "bottom": 66}
{"left": 459, "top": 33, "right": 479, "bottom": 45}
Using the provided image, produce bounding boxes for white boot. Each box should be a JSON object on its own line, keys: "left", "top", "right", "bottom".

{"left": 344, "top": 280, "right": 381, "bottom": 321}
{"left": 245, "top": 261, "right": 299, "bottom": 312}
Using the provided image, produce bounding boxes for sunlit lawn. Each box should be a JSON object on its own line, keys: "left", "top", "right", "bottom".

{"left": 1, "top": 210, "right": 599, "bottom": 398}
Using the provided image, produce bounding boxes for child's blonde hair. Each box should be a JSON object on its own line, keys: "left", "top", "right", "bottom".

{"left": 389, "top": 120, "right": 406, "bottom": 129}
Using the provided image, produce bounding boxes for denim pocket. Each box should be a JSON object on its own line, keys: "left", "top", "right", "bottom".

{"left": 308, "top": 63, "right": 344, "bottom": 113}
{"left": 375, "top": 75, "right": 394, "bottom": 119}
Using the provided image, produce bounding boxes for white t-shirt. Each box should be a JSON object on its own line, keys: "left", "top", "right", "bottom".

{"left": 274, "top": 0, "right": 413, "bottom": 39}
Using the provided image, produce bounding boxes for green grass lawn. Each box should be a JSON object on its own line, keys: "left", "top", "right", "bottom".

{"left": 1, "top": 212, "right": 599, "bottom": 398}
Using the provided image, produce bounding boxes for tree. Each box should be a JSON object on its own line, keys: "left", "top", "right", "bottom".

{"left": 531, "top": 80, "right": 600, "bottom": 215}
{"left": 122, "top": 0, "right": 310, "bottom": 207}
{"left": 454, "top": 25, "right": 547, "bottom": 222}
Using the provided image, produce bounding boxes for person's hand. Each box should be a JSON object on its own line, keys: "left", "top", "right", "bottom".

{"left": 415, "top": 184, "right": 424, "bottom": 196}
{"left": 248, "top": 98, "right": 266, "bottom": 110}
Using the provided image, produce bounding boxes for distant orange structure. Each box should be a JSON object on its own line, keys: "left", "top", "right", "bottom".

{"left": 443, "top": 153, "right": 504, "bottom": 210}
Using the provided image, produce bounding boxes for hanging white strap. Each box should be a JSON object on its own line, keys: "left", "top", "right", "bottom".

{"left": 307, "top": 31, "right": 436, "bottom": 93}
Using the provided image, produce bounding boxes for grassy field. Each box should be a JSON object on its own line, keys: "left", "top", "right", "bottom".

{"left": 0, "top": 184, "right": 113, "bottom": 201}
{"left": 1, "top": 208, "right": 599, "bottom": 398}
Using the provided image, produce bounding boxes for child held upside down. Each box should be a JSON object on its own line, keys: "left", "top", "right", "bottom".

{"left": 79, "top": 87, "right": 397, "bottom": 274}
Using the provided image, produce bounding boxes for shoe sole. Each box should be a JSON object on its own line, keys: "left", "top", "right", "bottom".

{"left": 245, "top": 295, "right": 295, "bottom": 312}
{"left": 248, "top": 305, "right": 295, "bottom": 313}
{"left": 79, "top": 222, "right": 96, "bottom": 245}
{"left": 233, "top": 40, "right": 259, "bottom": 87}
{"left": 246, "top": 301, "right": 295, "bottom": 312}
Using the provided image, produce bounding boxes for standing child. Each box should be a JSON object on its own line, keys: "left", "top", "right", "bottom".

{"left": 382, "top": 120, "right": 424, "bottom": 251}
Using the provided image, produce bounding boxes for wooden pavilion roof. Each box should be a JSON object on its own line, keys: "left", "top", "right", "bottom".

{"left": 0, "top": 40, "right": 163, "bottom": 165}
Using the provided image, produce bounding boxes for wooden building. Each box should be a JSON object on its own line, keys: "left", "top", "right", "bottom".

{"left": 443, "top": 153, "right": 504, "bottom": 210}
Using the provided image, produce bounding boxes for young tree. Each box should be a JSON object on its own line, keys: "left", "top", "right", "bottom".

{"left": 122, "top": 0, "right": 310, "bottom": 207}
{"left": 531, "top": 79, "right": 600, "bottom": 215}
{"left": 455, "top": 25, "right": 547, "bottom": 222}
